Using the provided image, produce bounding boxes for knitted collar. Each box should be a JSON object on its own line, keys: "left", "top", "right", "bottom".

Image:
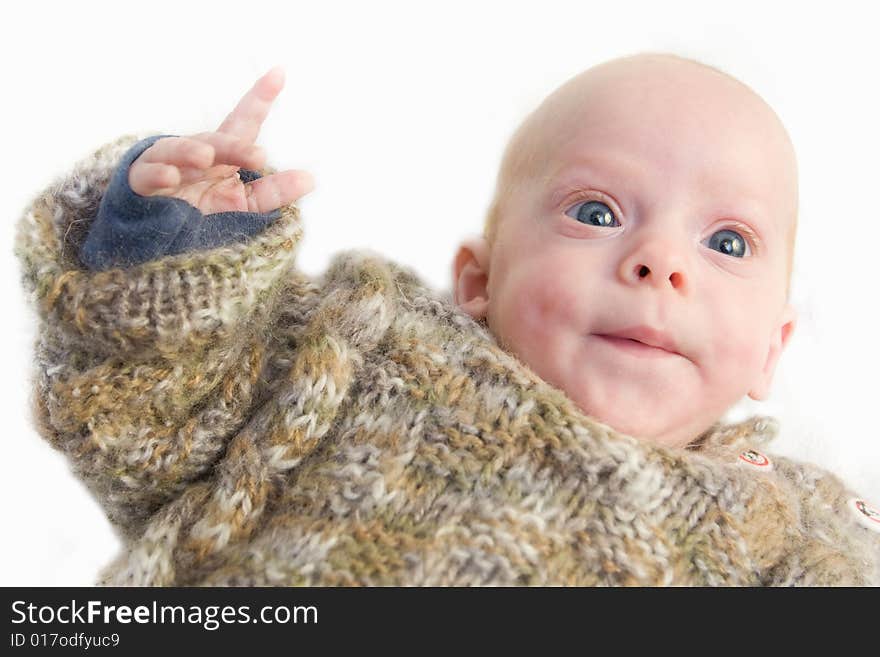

{"left": 685, "top": 414, "right": 780, "bottom": 455}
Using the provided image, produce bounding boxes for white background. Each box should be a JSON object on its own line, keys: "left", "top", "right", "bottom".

{"left": 2, "top": 0, "right": 878, "bottom": 586}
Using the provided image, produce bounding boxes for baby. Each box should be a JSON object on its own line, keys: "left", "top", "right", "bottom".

{"left": 15, "top": 52, "right": 880, "bottom": 586}
{"left": 451, "top": 53, "right": 798, "bottom": 450}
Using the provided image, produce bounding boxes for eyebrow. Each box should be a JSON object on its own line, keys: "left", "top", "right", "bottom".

{"left": 545, "top": 154, "right": 639, "bottom": 182}
{"left": 544, "top": 156, "right": 640, "bottom": 205}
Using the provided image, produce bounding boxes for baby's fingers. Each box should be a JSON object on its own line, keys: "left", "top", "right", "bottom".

{"left": 139, "top": 136, "right": 215, "bottom": 169}
{"left": 129, "top": 161, "right": 181, "bottom": 196}
{"left": 244, "top": 170, "right": 315, "bottom": 214}
{"left": 218, "top": 66, "right": 285, "bottom": 143}
{"left": 190, "top": 132, "right": 266, "bottom": 170}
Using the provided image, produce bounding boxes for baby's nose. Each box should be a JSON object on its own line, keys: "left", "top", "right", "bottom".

{"left": 619, "top": 239, "right": 689, "bottom": 293}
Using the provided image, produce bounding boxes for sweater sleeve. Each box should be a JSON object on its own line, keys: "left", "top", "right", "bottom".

{"left": 13, "top": 133, "right": 304, "bottom": 541}
{"left": 80, "top": 134, "right": 281, "bottom": 271}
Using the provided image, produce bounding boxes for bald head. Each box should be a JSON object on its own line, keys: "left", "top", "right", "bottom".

{"left": 484, "top": 52, "right": 799, "bottom": 297}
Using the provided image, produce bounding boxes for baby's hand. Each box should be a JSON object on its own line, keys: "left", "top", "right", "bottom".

{"left": 129, "top": 66, "right": 314, "bottom": 214}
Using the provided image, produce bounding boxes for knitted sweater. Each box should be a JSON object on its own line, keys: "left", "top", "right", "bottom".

{"left": 13, "top": 133, "right": 880, "bottom": 586}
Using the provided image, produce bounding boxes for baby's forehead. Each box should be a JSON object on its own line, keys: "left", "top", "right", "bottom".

{"left": 528, "top": 62, "right": 795, "bottom": 215}
{"left": 543, "top": 63, "right": 787, "bottom": 163}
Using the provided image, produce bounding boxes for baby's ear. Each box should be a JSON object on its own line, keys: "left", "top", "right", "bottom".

{"left": 452, "top": 236, "right": 491, "bottom": 320}
{"left": 748, "top": 303, "right": 798, "bottom": 401}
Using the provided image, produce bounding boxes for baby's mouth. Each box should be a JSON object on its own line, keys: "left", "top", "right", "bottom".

{"left": 594, "top": 334, "right": 680, "bottom": 358}
{"left": 591, "top": 324, "right": 686, "bottom": 359}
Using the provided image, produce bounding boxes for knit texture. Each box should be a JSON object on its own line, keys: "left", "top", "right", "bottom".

{"left": 14, "top": 133, "right": 880, "bottom": 586}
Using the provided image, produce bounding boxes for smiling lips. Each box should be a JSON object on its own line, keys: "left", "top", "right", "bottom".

{"left": 594, "top": 326, "right": 683, "bottom": 358}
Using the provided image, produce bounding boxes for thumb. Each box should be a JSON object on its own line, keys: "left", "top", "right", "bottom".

{"left": 244, "top": 170, "right": 315, "bottom": 213}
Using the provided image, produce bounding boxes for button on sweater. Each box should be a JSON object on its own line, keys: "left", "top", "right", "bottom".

{"left": 13, "top": 133, "right": 880, "bottom": 586}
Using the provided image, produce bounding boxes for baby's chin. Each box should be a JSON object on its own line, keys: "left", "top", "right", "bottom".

{"left": 568, "top": 392, "right": 710, "bottom": 450}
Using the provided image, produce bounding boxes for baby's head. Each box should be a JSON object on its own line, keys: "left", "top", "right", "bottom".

{"left": 452, "top": 52, "right": 799, "bottom": 449}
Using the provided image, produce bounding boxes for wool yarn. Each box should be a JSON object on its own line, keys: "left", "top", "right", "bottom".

{"left": 13, "top": 134, "right": 880, "bottom": 586}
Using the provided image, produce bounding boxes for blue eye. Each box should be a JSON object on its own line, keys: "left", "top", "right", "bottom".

{"left": 706, "top": 229, "right": 748, "bottom": 258}
{"left": 566, "top": 200, "right": 619, "bottom": 227}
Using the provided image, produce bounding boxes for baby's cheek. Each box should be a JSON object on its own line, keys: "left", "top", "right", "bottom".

{"left": 494, "top": 266, "right": 571, "bottom": 358}
{"left": 513, "top": 265, "right": 582, "bottom": 333}
{"left": 705, "top": 314, "right": 767, "bottom": 384}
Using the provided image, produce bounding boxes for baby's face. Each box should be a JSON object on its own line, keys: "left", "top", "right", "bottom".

{"left": 454, "top": 57, "right": 798, "bottom": 449}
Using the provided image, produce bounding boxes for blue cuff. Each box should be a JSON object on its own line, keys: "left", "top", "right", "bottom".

{"left": 80, "top": 134, "right": 282, "bottom": 271}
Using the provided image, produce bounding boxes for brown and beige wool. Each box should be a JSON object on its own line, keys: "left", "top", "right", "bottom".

{"left": 13, "top": 134, "right": 880, "bottom": 586}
